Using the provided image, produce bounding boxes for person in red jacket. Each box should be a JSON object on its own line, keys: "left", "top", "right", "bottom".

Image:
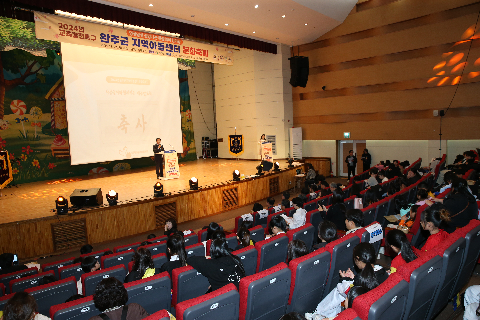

{"left": 418, "top": 204, "right": 451, "bottom": 252}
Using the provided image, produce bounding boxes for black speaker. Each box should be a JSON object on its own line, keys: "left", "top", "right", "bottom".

{"left": 289, "top": 56, "right": 309, "bottom": 87}
{"left": 262, "top": 160, "right": 274, "bottom": 171}
{"left": 70, "top": 188, "right": 103, "bottom": 207}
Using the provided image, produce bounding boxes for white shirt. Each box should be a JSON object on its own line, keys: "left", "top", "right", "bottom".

{"left": 77, "top": 278, "right": 82, "bottom": 295}
{"left": 286, "top": 208, "right": 307, "bottom": 230}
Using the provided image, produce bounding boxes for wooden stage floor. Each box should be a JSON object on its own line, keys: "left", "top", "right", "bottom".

{"left": 0, "top": 159, "right": 287, "bottom": 225}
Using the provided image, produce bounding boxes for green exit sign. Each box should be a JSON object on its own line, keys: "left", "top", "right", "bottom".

{"left": 344, "top": 132, "right": 350, "bottom": 139}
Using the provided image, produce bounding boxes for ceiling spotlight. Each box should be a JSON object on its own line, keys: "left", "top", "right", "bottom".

{"left": 189, "top": 177, "right": 199, "bottom": 190}
{"left": 154, "top": 182, "right": 164, "bottom": 197}
{"left": 274, "top": 162, "right": 281, "bottom": 172}
{"left": 253, "top": 31, "right": 256, "bottom": 34}
{"left": 233, "top": 170, "right": 240, "bottom": 181}
{"left": 282, "top": 15, "right": 286, "bottom": 18}
{"left": 55, "top": 196, "right": 68, "bottom": 215}
{"left": 255, "top": 4, "right": 259, "bottom": 8}
{"left": 106, "top": 190, "right": 118, "bottom": 206}
{"left": 149, "top": 3, "right": 153, "bottom": 6}
{"left": 225, "top": 23, "right": 229, "bottom": 26}
{"left": 305, "top": 23, "right": 308, "bottom": 26}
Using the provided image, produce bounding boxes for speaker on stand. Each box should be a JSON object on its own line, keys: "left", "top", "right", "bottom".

{"left": 289, "top": 56, "right": 309, "bottom": 88}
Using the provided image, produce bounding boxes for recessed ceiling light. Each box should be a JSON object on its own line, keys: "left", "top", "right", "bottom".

{"left": 282, "top": 15, "right": 285, "bottom": 18}
{"left": 305, "top": 23, "right": 308, "bottom": 25}
{"left": 255, "top": 4, "right": 259, "bottom": 8}
{"left": 225, "top": 23, "right": 229, "bottom": 26}
{"left": 149, "top": 3, "right": 153, "bottom": 6}
{"left": 253, "top": 31, "right": 256, "bottom": 33}
{"left": 191, "top": 15, "right": 195, "bottom": 17}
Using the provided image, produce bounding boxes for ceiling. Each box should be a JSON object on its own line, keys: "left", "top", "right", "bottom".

{"left": 92, "top": 0, "right": 357, "bottom": 46}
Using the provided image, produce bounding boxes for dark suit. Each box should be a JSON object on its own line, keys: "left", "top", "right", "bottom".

{"left": 153, "top": 143, "right": 165, "bottom": 177}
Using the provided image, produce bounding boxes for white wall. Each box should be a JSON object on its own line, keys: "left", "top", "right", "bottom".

{"left": 214, "top": 44, "right": 293, "bottom": 159}
{"left": 188, "top": 62, "right": 216, "bottom": 159}
{"left": 302, "top": 140, "right": 337, "bottom": 175}
{"left": 447, "top": 140, "right": 480, "bottom": 163}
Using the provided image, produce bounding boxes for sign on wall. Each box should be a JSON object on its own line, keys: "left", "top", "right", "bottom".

{"left": 34, "top": 12, "right": 234, "bottom": 65}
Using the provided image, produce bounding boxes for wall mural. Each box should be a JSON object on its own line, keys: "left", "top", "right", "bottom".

{"left": 0, "top": 17, "right": 196, "bottom": 185}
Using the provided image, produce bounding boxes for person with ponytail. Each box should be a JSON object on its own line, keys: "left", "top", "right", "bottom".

{"left": 235, "top": 227, "right": 255, "bottom": 250}
{"left": 187, "top": 238, "right": 246, "bottom": 292}
{"left": 124, "top": 248, "right": 159, "bottom": 283}
{"left": 386, "top": 229, "right": 418, "bottom": 272}
{"left": 159, "top": 233, "right": 187, "bottom": 279}
{"left": 419, "top": 204, "right": 450, "bottom": 252}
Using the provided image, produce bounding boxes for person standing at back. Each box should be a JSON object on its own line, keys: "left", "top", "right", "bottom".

{"left": 345, "top": 150, "right": 357, "bottom": 180}
{"left": 361, "top": 149, "right": 371, "bottom": 172}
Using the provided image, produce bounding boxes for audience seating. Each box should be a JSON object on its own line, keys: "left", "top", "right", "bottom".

{"left": 50, "top": 295, "right": 100, "bottom": 320}
{"left": 264, "top": 211, "right": 283, "bottom": 234}
{"left": 239, "top": 263, "right": 291, "bottom": 320}
{"left": 286, "top": 223, "right": 315, "bottom": 251}
{"left": 373, "top": 197, "right": 389, "bottom": 227}
{"left": 426, "top": 233, "right": 466, "bottom": 319}
{"left": 352, "top": 272, "right": 409, "bottom": 320}
{"left": 232, "top": 246, "right": 257, "bottom": 276}
{"left": 172, "top": 266, "right": 210, "bottom": 308}
{"left": 176, "top": 283, "right": 239, "bottom": 320}
{"left": 26, "top": 276, "right": 77, "bottom": 316}
{"left": 42, "top": 257, "right": 75, "bottom": 279}
{"left": 285, "top": 207, "right": 295, "bottom": 217}
{"left": 80, "top": 249, "right": 110, "bottom": 260}
{"left": 0, "top": 283, "right": 4, "bottom": 297}
{"left": 306, "top": 210, "right": 323, "bottom": 242}
{"left": 81, "top": 265, "right": 126, "bottom": 296}
{"left": 304, "top": 199, "right": 318, "bottom": 212}
{"left": 149, "top": 235, "right": 168, "bottom": 243}
{"left": 324, "top": 233, "right": 360, "bottom": 296}
{"left": 124, "top": 271, "right": 171, "bottom": 314}
{"left": 361, "top": 204, "right": 377, "bottom": 227}
{"left": 0, "top": 293, "right": 15, "bottom": 311}
{"left": 152, "top": 253, "right": 169, "bottom": 269}
{"left": 59, "top": 263, "right": 83, "bottom": 281}
{"left": 397, "top": 251, "right": 443, "bottom": 320}
{"left": 248, "top": 225, "right": 264, "bottom": 243}
{"left": 317, "top": 194, "right": 332, "bottom": 207}
{"left": 344, "top": 195, "right": 356, "bottom": 211}
{"left": 142, "top": 241, "right": 167, "bottom": 255}
{"left": 234, "top": 216, "right": 246, "bottom": 233}
{"left": 255, "top": 234, "right": 289, "bottom": 272}
{"left": 143, "top": 310, "right": 171, "bottom": 320}
{"left": 183, "top": 232, "right": 199, "bottom": 246}
{"left": 114, "top": 241, "right": 142, "bottom": 253}
{"left": 0, "top": 267, "right": 38, "bottom": 294}
{"left": 186, "top": 243, "right": 205, "bottom": 258}
{"left": 197, "top": 228, "right": 209, "bottom": 242}
{"left": 10, "top": 270, "right": 55, "bottom": 293}
{"left": 407, "top": 204, "right": 428, "bottom": 248}
{"left": 287, "top": 248, "right": 331, "bottom": 314}
{"left": 253, "top": 210, "right": 269, "bottom": 228}
{"left": 100, "top": 249, "right": 134, "bottom": 270}
{"left": 226, "top": 233, "right": 238, "bottom": 251}
{"left": 335, "top": 308, "right": 361, "bottom": 320}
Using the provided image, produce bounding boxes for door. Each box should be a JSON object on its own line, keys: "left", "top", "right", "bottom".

{"left": 339, "top": 140, "right": 366, "bottom": 177}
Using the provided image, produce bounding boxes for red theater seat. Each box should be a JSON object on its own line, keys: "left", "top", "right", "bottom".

{"left": 124, "top": 271, "right": 171, "bottom": 314}
{"left": 42, "top": 257, "right": 75, "bottom": 280}
{"left": 143, "top": 310, "right": 171, "bottom": 320}
{"left": 254, "top": 234, "right": 288, "bottom": 272}
{"left": 0, "top": 267, "right": 38, "bottom": 294}
{"left": 81, "top": 265, "right": 126, "bottom": 296}
{"left": 10, "top": 270, "right": 55, "bottom": 293}
{"left": 50, "top": 295, "right": 99, "bottom": 320}
{"left": 26, "top": 276, "right": 77, "bottom": 317}
{"left": 172, "top": 265, "right": 210, "bottom": 308}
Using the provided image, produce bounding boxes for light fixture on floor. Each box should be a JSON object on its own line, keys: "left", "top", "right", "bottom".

{"left": 55, "top": 196, "right": 69, "bottom": 215}
{"left": 189, "top": 177, "right": 198, "bottom": 190}
{"left": 154, "top": 182, "right": 164, "bottom": 197}
{"left": 106, "top": 190, "right": 118, "bottom": 206}
{"left": 233, "top": 170, "right": 240, "bottom": 181}
{"left": 274, "top": 162, "right": 280, "bottom": 172}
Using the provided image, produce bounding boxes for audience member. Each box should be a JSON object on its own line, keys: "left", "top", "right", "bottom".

{"left": 313, "top": 221, "right": 338, "bottom": 250}
{"left": 39, "top": 275, "right": 56, "bottom": 286}
{"left": 287, "top": 240, "right": 308, "bottom": 263}
{"left": 77, "top": 257, "right": 100, "bottom": 294}
{"left": 0, "top": 253, "right": 27, "bottom": 276}
{"left": 205, "top": 222, "right": 221, "bottom": 240}
{"left": 280, "top": 312, "right": 307, "bottom": 320}
{"left": 399, "top": 204, "right": 419, "bottom": 228}
{"left": 419, "top": 204, "right": 450, "bottom": 252}
{"left": 89, "top": 278, "right": 149, "bottom": 320}
{"left": 102, "top": 250, "right": 114, "bottom": 257}
{"left": 361, "top": 149, "right": 372, "bottom": 172}
{"left": 345, "top": 209, "right": 364, "bottom": 235}
{"left": 1, "top": 292, "right": 49, "bottom": 320}
{"left": 80, "top": 244, "right": 93, "bottom": 255}
{"left": 305, "top": 163, "right": 316, "bottom": 187}
{"left": 284, "top": 197, "right": 306, "bottom": 230}
{"left": 163, "top": 218, "right": 178, "bottom": 237}
{"left": 378, "top": 170, "right": 388, "bottom": 183}
{"left": 281, "top": 199, "right": 291, "bottom": 211}
{"left": 124, "top": 248, "right": 159, "bottom": 283}
{"left": 406, "top": 168, "right": 421, "bottom": 185}
{"left": 159, "top": 233, "right": 187, "bottom": 279}
{"left": 267, "top": 215, "right": 287, "bottom": 238}
{"left": 235, "top": 227, "right": 254, "bottom": 250}
{"left": 319, "top": 190, "right": 347, "bottom": 231}
{"left": 386, "top": 229, "right": 418, "bottom": 272}
{"left": 345, "top": 150, "right": 357, "bottom": 180}
{"left": 187, "top": 238, "right": 245, "bottom": 292}
{"left": 366, "top": 167, "right": 379, "bottom": 187}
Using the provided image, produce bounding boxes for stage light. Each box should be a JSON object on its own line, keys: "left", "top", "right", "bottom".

{"left": 274, "top": 162, "right": 280, "bottom": 172}
{"left": 233, "top": 170, "right": 240, "bottom": 181}
{"left": 55, "top": 196, "right": 68, "bottom": 215}
{"left": 154, "top": 182, "right": 164, "bottom": 197}
{"left": 106, "top": 190, "right": 118, "bottom": 206}
{"left": 288, "top": 159, "right": 294, "bottom": 168}
{"left": 189, "top": 177, "right": 199, "bottom": 190}
{"left": 256, "top": 163, "right": 264, "bottom": 176}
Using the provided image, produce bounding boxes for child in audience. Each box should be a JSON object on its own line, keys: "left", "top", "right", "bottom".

{"left": 187, "top": 238, "right": 246, "bottom": 292}
{"left": 345, "top": 209, "right": 364, "bottom": 235}
{"left": 164, "top": 218, "right": 178, "bottom": 237}
{"left": 386, "top": 229, "right": 418, "bottom": 273}
{"left": 283, "top": 197, "right": 306, "bottom": 230}
{"left": 235, "top": 227, "right": 255, "bottom": 250}
{"left": 398, "top": 204, "right": 418, "bottom": 229}
{"left": 205, "top": 222, "right": 221, "bottom": 240}
{"left": 313, "top": 221, "right": 338, "bottom": 250}
{"left": 418, "top": 204, "right": 450, "bottom": 252}
{"left": 159, "top": 233, "right": 187, "bottom": 279}
{"left": 77, "top": 257, "right": 100, "bottom": 294}
{"left": 287, "top": 240, "right": 308, "bottom": 263}
{"left": 310, "top": 243, "right": 388, "bottom": 319}
{"left": 378, "top": 170, "right": 388, "bottom": 183}
{"left": 125, "top": 247, "right": 159, "bottom": 283}
{"left": 266, "top": 215, "right": 287, "bottom": 238}
{"left": 415, "top": 189, "right": 429, "bottom": 206}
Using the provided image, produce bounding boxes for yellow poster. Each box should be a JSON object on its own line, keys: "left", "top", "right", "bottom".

{"left": 34, "top": 12, "right": 234, "bottom": 65}
{"left": 262, "top": 142, "right": 273, "bottom": 162}
{"left": 164, "top": 151, "right": 180, "bottom": 180}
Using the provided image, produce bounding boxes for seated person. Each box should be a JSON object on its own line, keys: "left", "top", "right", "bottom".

{"left": 159, "top": 233, "right": 187, "bottom": 279}
{"left": 1, "top": 292, "right": 50, "bottom": 320}
{"left": 418, "top": 204, "right": 450, "bottom": 253}
{"left": 386, "top": 229, "right": 418, "bottom": 273}
{"left": 398, "top": 204, "right": 419, "bottom": 228}
{"left": 163, "top": 218, "right": 178, "bottom": 237}
{"left": 406, "top": 168, "right": 422, "bottom": 185}
{"left": 345, "top": 209, "right": 364, "bottom": 235}
{"left": 124, "top": 248, "right": 161, "bottom": 283}
{"left": 89, "top": 278, "right": 149, "bottom": 320}
{"left": 280, "top": 198, "right": 291, "bottom": 212}
{"left": 266, "top": 215, "right": 287, "bottom": 239}
{"left": 77, "top": 257, "right": 100, "bottom": 294}
{"left": 80, "top": 244, "right": 93, "bottom": 255}
{"left": 415, "top": 189, "right": 429, "bottom": 206}
{"left": 287, "top": 240, "right": 308, "bottom": 263}
{"left": 365, "top": 167, "right": 380, "bottom": 187}
{"left": 319, "top": 190, "right": 347, "bottom": 231}
{"left": 267, "top": 197, "right": 280, "bottom": 213}
{"left": 309, "top": 184, "right": 319, "bottom": 200}
{"left": 205, "top": 222, "right": 221, "bottom": 241}
{"left": 283, "top": 197, "right": 306, "bottom": 230}
{"left": 298, "top": 187, "right": 310, "bottom": 203}
{"left": 312, "top": 221, "right": 338, "bottom": 250}
{"left": 0, "top": 253, "right": 27, "bottom": 276}
{"left": 235, "top": 227, "right": 255, "bottom": 251}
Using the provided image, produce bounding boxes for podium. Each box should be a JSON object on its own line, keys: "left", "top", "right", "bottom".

{"left": 163, "top": 150, "right": 180, "bottom": 180}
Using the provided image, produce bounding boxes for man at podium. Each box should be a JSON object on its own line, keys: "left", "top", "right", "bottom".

{"left": 153, "top": 138, "right": 165, "bottom": 179}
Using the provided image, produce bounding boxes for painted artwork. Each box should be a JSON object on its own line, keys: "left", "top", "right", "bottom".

{"left": 0, "top": 17, "right": 196, "bottom": 185}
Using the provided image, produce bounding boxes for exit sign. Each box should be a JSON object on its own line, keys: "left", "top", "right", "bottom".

{"left": 344, "top": 132, "right": 350, "bottom": 139}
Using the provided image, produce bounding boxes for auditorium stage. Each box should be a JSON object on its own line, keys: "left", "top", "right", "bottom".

{"left": 0, "top": 159, "right": 289, "bottom": 225}
{"left": 0, "top": 159, "right": 298, "bottom": 259}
